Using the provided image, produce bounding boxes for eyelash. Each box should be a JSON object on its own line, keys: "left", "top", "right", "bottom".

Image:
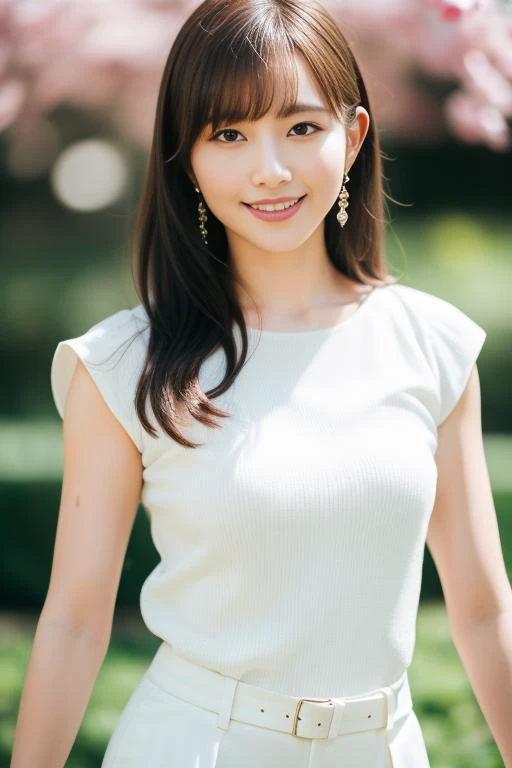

{"left": 209, "top": 122, "right": 322, "bottom": 143}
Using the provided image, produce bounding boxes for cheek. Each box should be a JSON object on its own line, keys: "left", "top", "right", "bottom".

{"left": 193, "top": 165, "right": 244, "bottom": 224}
{"left": 315, "top": 134, "right": 346, "bottom": 180}
{"left": 193, "top": 150, "right": 240, "bottom": 198}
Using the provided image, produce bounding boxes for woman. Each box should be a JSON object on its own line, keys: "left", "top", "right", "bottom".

{"left": 12, "top": 0, "right": 511, "bottom": 766}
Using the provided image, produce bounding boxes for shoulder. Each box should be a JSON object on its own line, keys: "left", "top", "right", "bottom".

{"left": 384, "top": 282, "right": 465, "bottom": 321}
{"left": 384, "top": 281, "right": 486, "bottom": 346}
{"left": 384, "top": 282, "right": 487, "bottom": 426}
{"left": 51, "top": 304, "right": 150, "bottom": 452}
{"left": 71, "top": 304, "right": 149, "bottom": 355}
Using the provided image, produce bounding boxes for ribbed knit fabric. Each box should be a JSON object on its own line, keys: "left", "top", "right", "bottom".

{"left": 51, "top": 283, "right": 486, "bottom": 699}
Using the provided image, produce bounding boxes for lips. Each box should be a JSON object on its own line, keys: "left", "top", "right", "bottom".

{"left": 243, "top": 194, "right": 307, "bottom": 222}
{"left": 243, "top": 194, "right": 306, "bottom": 208}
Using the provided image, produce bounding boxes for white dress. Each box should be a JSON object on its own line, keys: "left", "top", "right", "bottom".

{"left": 50, "top": 282, "right": 487, "bottom": 766}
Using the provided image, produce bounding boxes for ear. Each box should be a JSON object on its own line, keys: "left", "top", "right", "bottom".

{"left": 345, "top": 106, "right": 370, "bottom": 173}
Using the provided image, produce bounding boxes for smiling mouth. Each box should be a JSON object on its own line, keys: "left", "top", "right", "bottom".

{"left": 243, "top": 194, "right": 307, "bottom": 208}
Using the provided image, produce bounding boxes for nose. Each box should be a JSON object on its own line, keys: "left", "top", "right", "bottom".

{"left": 251, "top": 138, "right": 292, "bottom": 187}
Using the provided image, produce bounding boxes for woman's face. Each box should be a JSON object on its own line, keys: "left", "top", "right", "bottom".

{"left": 189, "top": 51, "right": 369, "bottom": 258}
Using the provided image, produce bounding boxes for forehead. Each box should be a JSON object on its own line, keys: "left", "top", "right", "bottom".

{"left": 281, "top": 52, "right": 329, "bottom": 111}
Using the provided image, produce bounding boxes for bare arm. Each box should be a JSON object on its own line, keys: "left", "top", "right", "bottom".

{"left": 10, "top": 359, "right": 143, "bottom": 767}
{"left": 427, "top": 364, "right": 512, "bottom": 766}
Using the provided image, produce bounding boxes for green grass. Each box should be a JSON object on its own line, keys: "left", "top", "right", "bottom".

{"left": 1, "top": 603, "right": 504, "bottom": 767}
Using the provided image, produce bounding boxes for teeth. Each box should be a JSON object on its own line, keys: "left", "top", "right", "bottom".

{"left": 250, "top": 197, "right": 300, "bottom": 212}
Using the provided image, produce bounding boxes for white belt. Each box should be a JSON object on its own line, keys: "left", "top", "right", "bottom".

{"left": 145, "top": 642, "right": 413, "bottom": 740}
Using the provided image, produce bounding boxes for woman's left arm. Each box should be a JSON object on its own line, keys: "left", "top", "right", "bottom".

{"left": 426, "top": 363, "right": 512, "bottom": 767}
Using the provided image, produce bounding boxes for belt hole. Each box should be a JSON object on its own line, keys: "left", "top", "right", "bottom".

{"left": 368, "top": 714, "right": 372, "bottom": 718}
{"left": 260, "top": 708, "right": 264, "bottom": 712}
{"left": 286, "top": 714, "right": 289, "bottom": 718}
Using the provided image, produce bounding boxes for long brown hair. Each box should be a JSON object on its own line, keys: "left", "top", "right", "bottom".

{"left": 130, "top": 0, "right": 398, "bottom": 449}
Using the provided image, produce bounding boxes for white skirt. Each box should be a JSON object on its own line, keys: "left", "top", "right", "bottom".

{"left": 101, "top": 643, "right": 431, "bottom": 767}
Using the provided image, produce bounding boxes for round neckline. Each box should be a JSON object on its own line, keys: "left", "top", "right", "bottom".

{"left": 243, "top": 284, "right": 385, "bottom": 338}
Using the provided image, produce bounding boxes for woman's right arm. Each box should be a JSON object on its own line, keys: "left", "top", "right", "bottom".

{"left": 10, "top": 358, "right": 144, "bottom": 767}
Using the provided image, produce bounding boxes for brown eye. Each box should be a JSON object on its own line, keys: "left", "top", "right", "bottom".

{"left": 290, "top": 122, "right": 320, "bottom": 136}
{"left": 211, "top": 129, "right": 241, "bottom": 143}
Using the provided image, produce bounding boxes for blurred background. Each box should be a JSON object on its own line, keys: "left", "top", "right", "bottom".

{"left": 1, "top": 0, "right": 511, "bottom": 765}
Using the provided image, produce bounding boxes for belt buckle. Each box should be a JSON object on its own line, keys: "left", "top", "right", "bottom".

{"left": 291, "top": 697, "right": 335, "bottom": 738}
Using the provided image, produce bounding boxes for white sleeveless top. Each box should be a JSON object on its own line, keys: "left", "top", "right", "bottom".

{"left": 51, "top": 282, "right": 486, "bottom": 699}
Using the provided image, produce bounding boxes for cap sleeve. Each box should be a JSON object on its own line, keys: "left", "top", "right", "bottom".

{"left": 50, "top": 307, "right": 148, "bottom": 452}
{"left": 423, "top": 293, "right": 487, "bottom": 427}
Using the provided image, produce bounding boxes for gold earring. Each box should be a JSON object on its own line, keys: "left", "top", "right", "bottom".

{"left": 337, "top": 173, "right": 350, "bottom": 228}
{"left": 195, "top": 186, "right": 208, "bottom": 245}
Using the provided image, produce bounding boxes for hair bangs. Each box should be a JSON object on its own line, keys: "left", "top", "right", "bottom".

{"left": 195, "top": 36, "right": 302, "bottom": 135}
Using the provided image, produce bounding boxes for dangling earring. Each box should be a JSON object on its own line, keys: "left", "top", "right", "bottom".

{"left": 337, "top": 173, "right": 350, "bottom": 228}
{"left": 195, "top": 186, "right": 208, "bottom": 245}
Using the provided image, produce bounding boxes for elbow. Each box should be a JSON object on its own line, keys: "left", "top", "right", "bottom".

{"left": 39, "top": 600, "right": 113, "bottom": 654}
